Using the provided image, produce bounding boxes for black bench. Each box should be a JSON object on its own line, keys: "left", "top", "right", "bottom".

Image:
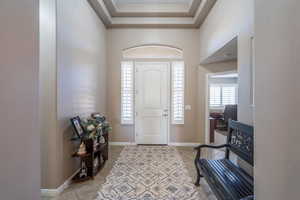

{"left": 194, "top": 120, "right": 254, "bottom": 200}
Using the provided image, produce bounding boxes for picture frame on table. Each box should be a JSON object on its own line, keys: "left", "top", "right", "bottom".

{"left": 70, "top": 116, "right": 85, "bottom": 138}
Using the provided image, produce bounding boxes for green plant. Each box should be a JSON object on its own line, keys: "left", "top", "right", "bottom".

{"left": 80, "top": 117, "right": 111, "bottom": 140}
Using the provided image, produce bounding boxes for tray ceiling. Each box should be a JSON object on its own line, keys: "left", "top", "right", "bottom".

{"left": 88, "top": 0, "right": 217, "bottom": 28}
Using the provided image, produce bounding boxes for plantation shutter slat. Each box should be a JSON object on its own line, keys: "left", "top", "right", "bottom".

{"left": 172, "top": 61, "right": 185, "bottom": 124}
{"left": 121, "top": 61, "right": 134, "bottom": 124}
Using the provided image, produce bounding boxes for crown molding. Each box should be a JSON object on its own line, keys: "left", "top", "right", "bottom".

{"left": 89, "top": 0, "right": 112, "bottom": 26}
{"left": 103, "top": 0, "right": 201, "bottom": 18}
{"left": 194, "top": 0, "right": 217, "bottom": 27}
{"left": 88, "top": 0, "right": 217, "bottom": 29}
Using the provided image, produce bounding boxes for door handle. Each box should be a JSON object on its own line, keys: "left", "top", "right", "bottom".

{"left": 162, "top": 114, "right": 168, "bottom": 117}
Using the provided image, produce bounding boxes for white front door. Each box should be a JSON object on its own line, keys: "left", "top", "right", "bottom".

{"left": 135, "top": 62, "right": 170, "bottom": 145}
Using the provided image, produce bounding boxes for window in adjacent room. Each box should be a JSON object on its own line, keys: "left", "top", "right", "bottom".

{"left": 209, "top": 84, "right": 237, "bottom": 107}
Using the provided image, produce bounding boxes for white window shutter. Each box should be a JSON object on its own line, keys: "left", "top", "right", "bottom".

{"left": 222, "top": 86, "right": 236, "bottom": 105}
{"left": 209, "top": 86, "right": 222, "bottom": 107}
{"left": 172, "top": 61, "right": 185, "bottom": 124}
{"left": 121, "top": 61, "right": 134, "bottom": 124}
{"left": 209, "top": 84, "right": 237, "bottom": 107}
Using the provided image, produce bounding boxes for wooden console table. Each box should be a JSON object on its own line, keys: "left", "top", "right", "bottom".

{"left": 71, "top": 130, "right": 109, "bottom": 182}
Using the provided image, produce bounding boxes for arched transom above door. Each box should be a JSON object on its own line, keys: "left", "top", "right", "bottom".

{"left": 123, "top": 45, "right": 183, "bottom": 59}
{"left": 88, "top": 0, "right": 217, "bottom": 28}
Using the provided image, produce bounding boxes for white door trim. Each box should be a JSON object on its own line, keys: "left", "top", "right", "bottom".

{"left": 134, "top": 61, "right": 170, "bottom": 145}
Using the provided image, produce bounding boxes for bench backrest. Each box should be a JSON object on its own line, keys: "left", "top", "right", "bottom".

{"left": 226, "top": 120, "right": 254, "bottom": 166}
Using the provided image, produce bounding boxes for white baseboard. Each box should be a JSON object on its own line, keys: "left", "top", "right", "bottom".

{"left": 41, "top": 168, "right": 80, "bottom": 197}
{"left": 110, "top": 142, "right": 136, "bottom": 146}
{"left": 168, "top": 142, "right": 199, "bottom": 147}
{"left": 40, "top": 189, "right": 60, "bottom": 197}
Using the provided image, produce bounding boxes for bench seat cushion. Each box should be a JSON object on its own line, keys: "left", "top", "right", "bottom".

{"left": 198, "top": 159, "right": 254, "bottom": 200}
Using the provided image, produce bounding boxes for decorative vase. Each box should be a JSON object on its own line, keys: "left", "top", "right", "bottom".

{"left": 77, "top": 142, "right": 87, "bottom": 155}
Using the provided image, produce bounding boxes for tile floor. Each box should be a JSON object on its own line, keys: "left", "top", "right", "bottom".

{"left": 42, "top": 145, "right": 224, "bottom": 200}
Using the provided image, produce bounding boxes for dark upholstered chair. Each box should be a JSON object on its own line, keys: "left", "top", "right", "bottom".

{"left": 216, "top": 104, "right": 237, "bottom": 131}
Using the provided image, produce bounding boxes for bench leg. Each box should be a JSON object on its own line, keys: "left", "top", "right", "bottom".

{"left": 194, "top": 159, "right": 203, "bottom": 186}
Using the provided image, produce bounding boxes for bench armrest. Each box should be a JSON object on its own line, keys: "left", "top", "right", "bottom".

{"left": 194, "top": 144, "right": 229, "bottom": 161}
{"left": 194, "top": 144, "right": 229, "bottom": 151}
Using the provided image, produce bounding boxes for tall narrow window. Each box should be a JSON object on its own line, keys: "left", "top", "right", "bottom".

{"left": 121, "top": 61, "right": 134, "bottom": 124}
{"left": 172, "top": 61, "right": 185, "bottom": 124}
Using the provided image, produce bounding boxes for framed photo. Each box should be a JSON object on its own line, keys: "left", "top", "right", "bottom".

{"left": 70, "top": 116, "right": 85, "bottom": 138}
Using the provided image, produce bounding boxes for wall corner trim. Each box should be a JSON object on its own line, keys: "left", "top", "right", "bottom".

{"left": 41, "top": 169, "right": 80, "bottom": 197}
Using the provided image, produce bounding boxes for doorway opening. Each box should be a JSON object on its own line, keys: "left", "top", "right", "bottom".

{"left": 205, "top": 71, "right": 238, "bottom": 145}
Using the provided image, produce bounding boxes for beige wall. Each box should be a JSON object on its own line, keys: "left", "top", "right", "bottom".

{"left": 255, "top": 0, "right": 300, "bottom": 199}
{"left": 0, "top": 0, "right": 40, "bottom": 199}
{"left": 199, "top": 0, "right": 254, "bottom": 125}
{"left": 56, "top": 0, "right": 107, "bottom": 188}
{"left": 40, "top": 0, "right": 108, "bottom": 189}
{"left": 198, "top": 0, "right": 254, "bottom": 176}
{"left": 107, "top": 29, "right": 203, "bottom": 143}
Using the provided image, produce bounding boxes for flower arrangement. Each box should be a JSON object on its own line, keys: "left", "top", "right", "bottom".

{"left": 80, "top": 114, "right": 112, "bottom": 140}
